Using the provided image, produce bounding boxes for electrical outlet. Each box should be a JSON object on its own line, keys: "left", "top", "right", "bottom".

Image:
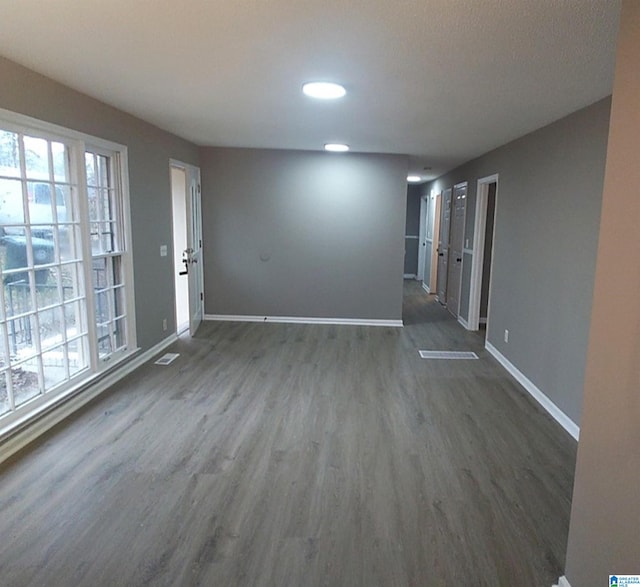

{"left": 162, "top": 318, "right": 168, "bottom": 331}
{"left": 504, "top": 329, "right": 509, "bottom": 343}
{"left": 160, "top": 245, "right": 168, "bottom": 257}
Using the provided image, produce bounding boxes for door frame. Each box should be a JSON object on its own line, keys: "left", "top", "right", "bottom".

{"left": 467, "top": 173, "right": 499, "bottom": 331}
{"left": 169, "top": 159, "right": 203, "bottom": 336}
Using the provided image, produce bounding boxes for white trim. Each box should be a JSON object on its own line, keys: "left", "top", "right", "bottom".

{"left": 552, "top": 577, "right": 572, "bottom": 587}
{"left": 0, "top": 334, "right": 178, "bottom": 465}
{"left": 485, "top": 342, "right": 580, "bottom": 441}
{"left": 458, "top": 315, "right": 470, "bottom": 329}
{"left": 205, "top": 314, "right": 404, "bottom": 328}
{"left": 468, "top": 174, "right": 499, "bottom": 331}
{"left": 404, "top": 273, "right": 417, "bottom": 279}
{"left": 422, "top": 282, "right": 430, "bottom": 294}
{"left": 404, "top": 234, "right": 419, "bottom": 239}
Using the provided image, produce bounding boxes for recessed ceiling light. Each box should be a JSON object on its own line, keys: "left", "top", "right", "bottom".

{"left": 407, "top": 175, "right": 422, "bottom": 182}
{"left": 303, "top": 82, "right": 346, "bottom": 99}
{"left": 324, "top": 143, "right": 349, "bottom": 152}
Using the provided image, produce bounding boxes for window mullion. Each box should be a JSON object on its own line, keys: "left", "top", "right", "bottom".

{"left": 74, "top": 141, "right": 99, "bottom": 374}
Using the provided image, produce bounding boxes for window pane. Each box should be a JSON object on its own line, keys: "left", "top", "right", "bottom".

{"left": 61, "top": 263, "right": 82, "bottom": 300}
{"left": 114, "top": 286, "right": 125, "bottom": 318}
{"left": 12, "top": 360, "right": 41, "bottom": 407}
{"left": 0, "top": 178, "right": 25, "bottom": 226}
{"left": 3, "top": 280, "right": 33, "bottom": 318}
{"left": 0, "top": 327, "right": 8, "bottom": 368}
{"left": 56, "top": 185, "right": 73, "bottom": 222}
{"left": 112, "top": 256, "right": 123, "bottom": 286}
{"left": 60, "top": 225, "right": 81, "bottom": 262}
{"left": 97, "top": 155, "right": 109, "bottom": 188}
{"left": 114, "top": 317, "right": 126, "bottom": 350}
{"left": 9, "top": 313, "right": 37, "bottom": 364}
{"left": 85, "top": 153, "right": 96, "bottom": 187}
{"left": 87, "top": 187, "right": 99, "bottom": 222}
{"left": 36, "top": 278, "right": 60, "bottom": 310}
{"left": 90, "top": 222, "right": 101, "bottom": 254}
{"left": 0, "top": 371, "right": 10, "bottom": 416}
{"left": 28, "top": 182, "right": 55, "bottom": 225}
{"left": 52, "top": 142, "right": 69, "bottom": 183}
{"left": 43, "top": 346, "right": 67, "bottom": 391}
{"left": 38, "top": 307, "right": 64, "bottom": 350}
{"left": 63, "top": 300, "right": 84, "bottom": 336}
{"left": 0, "top": 130, "right": 21, "bottom": 178}
{"left": 92, "top": 257, "right": 108, "bottom": 289}
{"left": 100, "top": 188, "right": 113, "bottom": 222}
{"left": 23, "top": 136, "right": 49, "bottom": 180}
{"left": 101, "top": 224, "right": 115, "bottom": 253}
{"left": 68, "top": 336, "right": 88, "bottom": 376}
{"left": 97, "top": 324, "right": 111, "bottom": 357}
{"left": 31, "top": 231, "right": 56, "bottom": 268}
{"left": 95, "top": 290, "right": 111, "bottom": 324}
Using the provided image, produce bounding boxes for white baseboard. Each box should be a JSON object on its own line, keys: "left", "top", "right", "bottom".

{"left": 204, "top": 314, "right": 403, "bottom": 328}
{"left": 421, "top": 282, "right": 431, "bottom": 294}
{"left": 485, "top": 342, "right": 579, "bottom": 441}
{"left": 404, "top": 273, "right": 417, "bottom": 279}
{"left": 0, "top": 333, "right": 178, "bottom": 465}
{"left": 458, "top": 315, "right": 470, "bottom": 329}
{"left": 552, "top": 576, "right": 571, "bottom": 587}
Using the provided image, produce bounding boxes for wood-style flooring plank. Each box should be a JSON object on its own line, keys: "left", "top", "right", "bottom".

{"left": 0, "top": 281, "right": 576, "bottom": 586}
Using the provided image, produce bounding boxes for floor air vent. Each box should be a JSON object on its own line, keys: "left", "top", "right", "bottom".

{"left": 154, "top": 353, "right": 180, "bottom": 365}
{"left": 419, "top": 350, "right": 479, "bottom": 360}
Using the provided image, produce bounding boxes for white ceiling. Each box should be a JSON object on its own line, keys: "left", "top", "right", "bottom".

{"left": 0, "top": 0, "right": 621, "bottom": 180}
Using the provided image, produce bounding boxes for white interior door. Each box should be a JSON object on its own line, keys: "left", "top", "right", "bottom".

{"left": 436, "top": 188, "right": 452, "bottom": 303}
{"left": 446, "top": 183, "right": 467, "bottom": 317}
{"left": 186, "top": 166, "right": 203, "bottom": 336}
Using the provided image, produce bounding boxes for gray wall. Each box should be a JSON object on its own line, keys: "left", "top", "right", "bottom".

{"left": 404, "top": 185, "right": 421, "bottom": 276}
{"left": 424, "top": 98, "right": 611, "bottom": 426}
{"left": 0, "top": 57, "right": 200, "bottom": 351}
{"left": 565, "top": 2, "right": 639, "bottom": 584}
{"left": 200, "top": 147, "right": 408, "bottom": 321}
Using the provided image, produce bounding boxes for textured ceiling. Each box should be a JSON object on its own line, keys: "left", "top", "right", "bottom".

{"left": 0, "top": 0, "right": 621, "bottom": 180}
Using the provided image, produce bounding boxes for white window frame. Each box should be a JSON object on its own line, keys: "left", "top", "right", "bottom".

{"left": 0, "top": 107, "right": 137, "bottom": 436}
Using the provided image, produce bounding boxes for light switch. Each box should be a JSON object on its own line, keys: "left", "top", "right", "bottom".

{"left": 160, "top": 245, "right": 168, "bottom": 257}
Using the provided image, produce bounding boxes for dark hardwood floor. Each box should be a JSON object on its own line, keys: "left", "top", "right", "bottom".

{"left": 0, "top": 281, "right": 576, "bottom": 586}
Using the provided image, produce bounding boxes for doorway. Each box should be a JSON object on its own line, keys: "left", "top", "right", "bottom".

{"left": 170, "top": 161, "right": 203, "bottom": 336}
{"left": 171, "top": 166, "right": 189, "bottom": 334}
{"left": 419, "top": 190, "right": 441, "bottom": 293}
{"left": 468, "top": 174, "right": 498, "bottom": 332}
